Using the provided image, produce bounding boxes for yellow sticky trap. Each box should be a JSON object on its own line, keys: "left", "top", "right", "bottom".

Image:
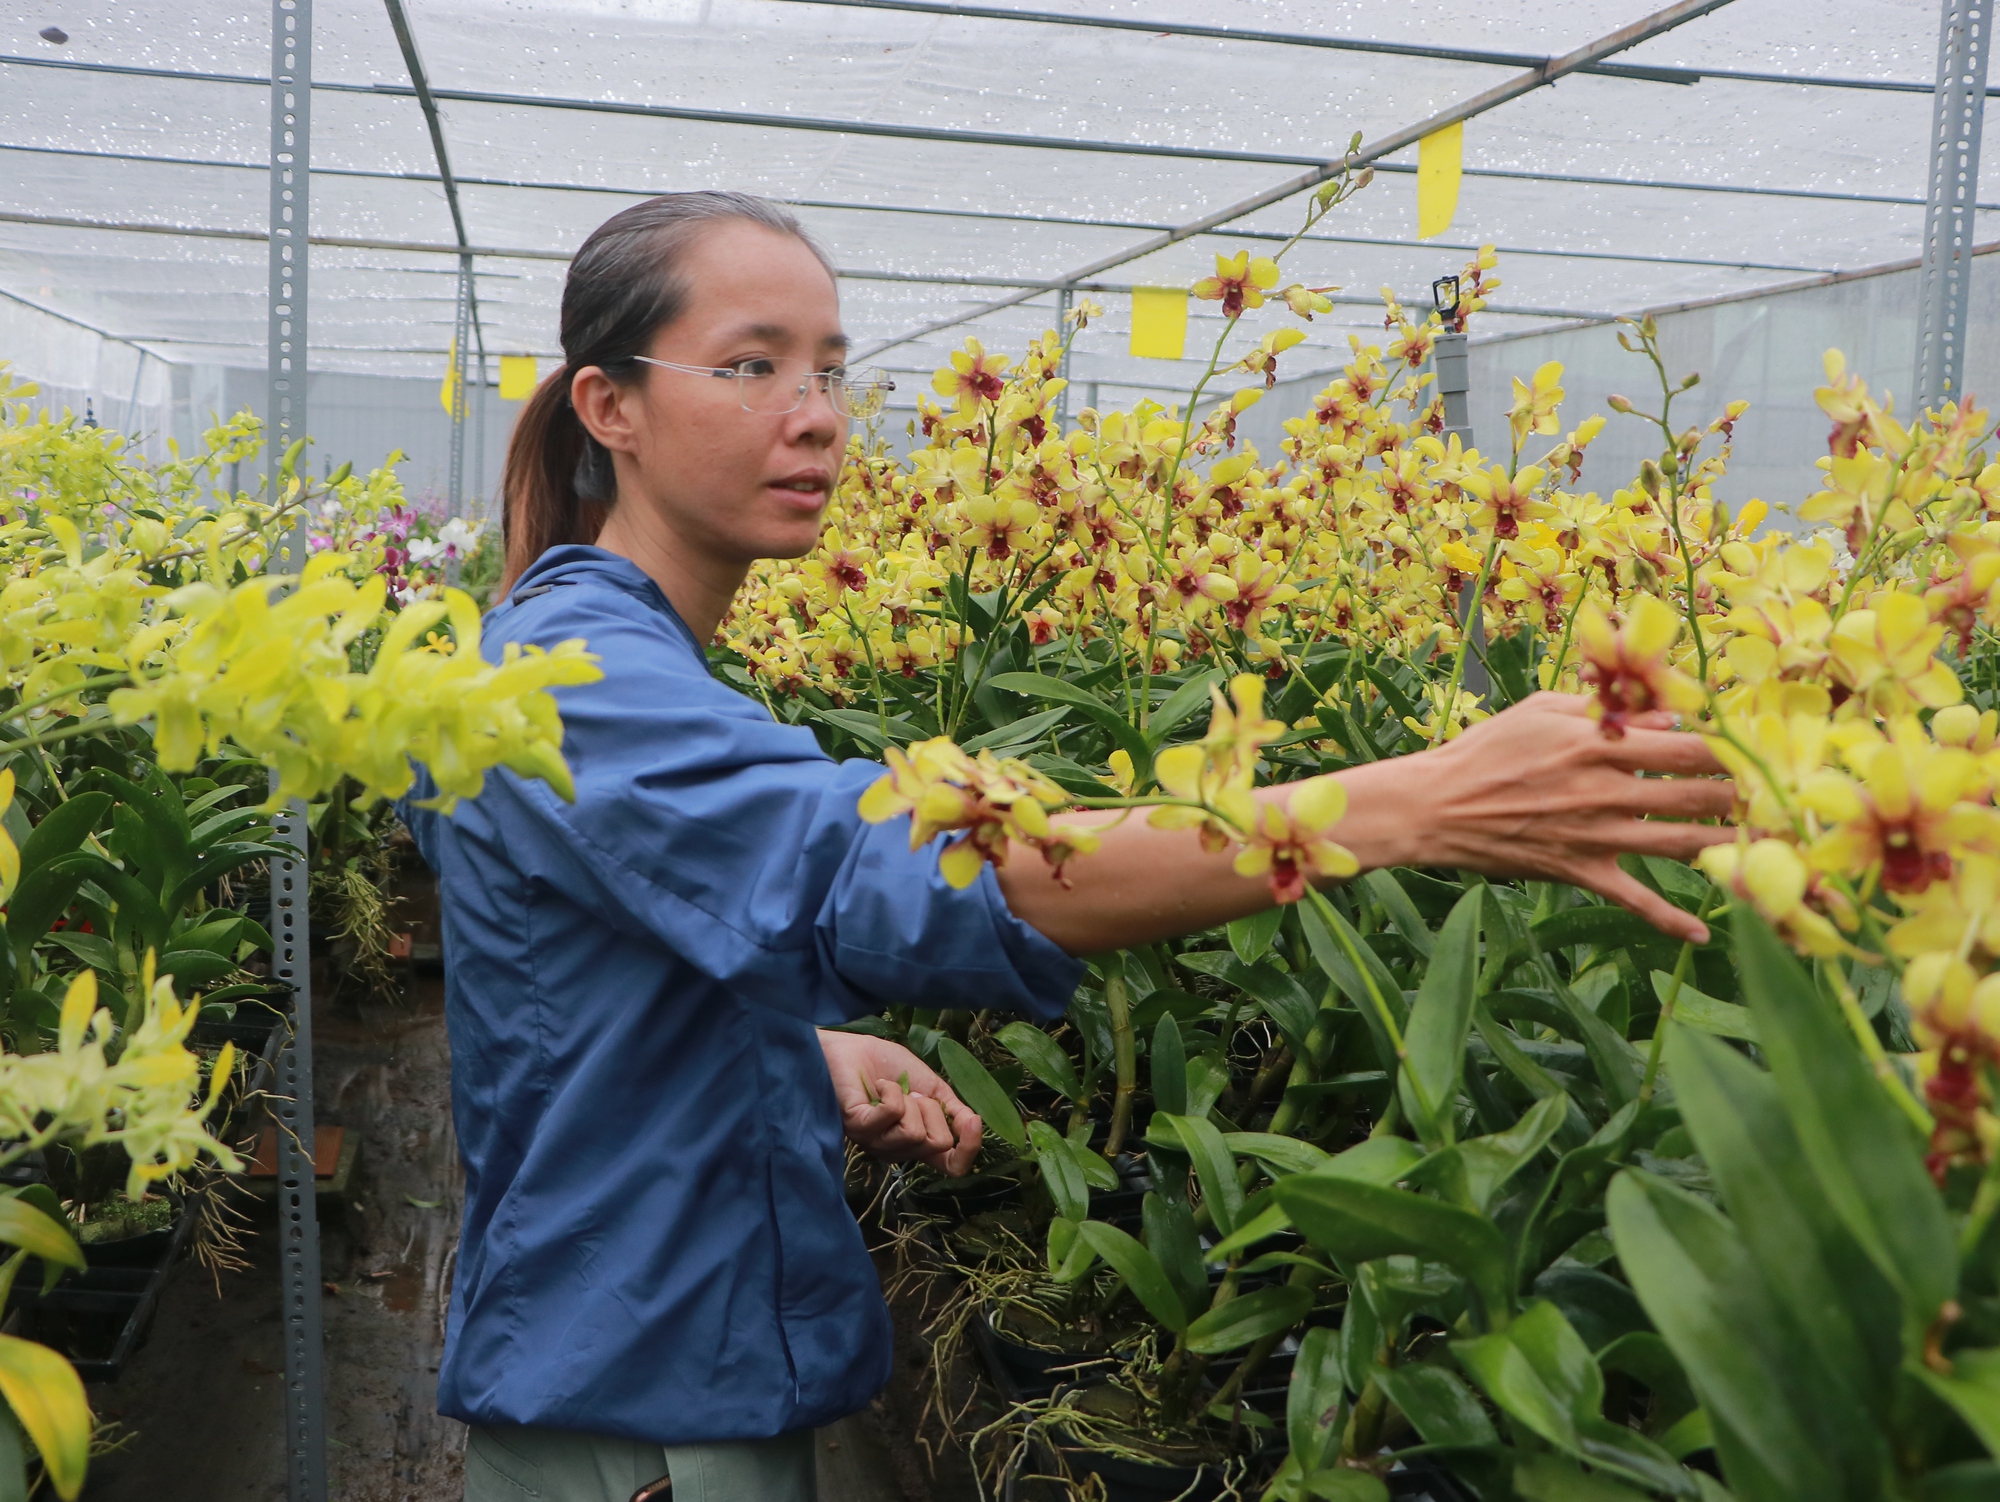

{"left": 1129, "top": 287, "right": 1189, "bottom": 361}
{"left": 499, "top": 354, "right": 538, "bottom": 401}
{"left": 1418, "top": 121, "right": 1463, "bottom": 240}
{"left": 439, "top": 337, "right": 459, "bottom": 415}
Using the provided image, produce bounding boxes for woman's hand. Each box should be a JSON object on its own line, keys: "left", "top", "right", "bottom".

{"left": 817, "top": 1030, "right": 984, "bottom": 1177}
{"left": 1338, "top": 693, "right": 1733, "bottom": 944}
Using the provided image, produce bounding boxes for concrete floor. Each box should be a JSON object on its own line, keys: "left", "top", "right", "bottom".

{"left": 72, "top": 928, "right": 923, "bottom": 1500}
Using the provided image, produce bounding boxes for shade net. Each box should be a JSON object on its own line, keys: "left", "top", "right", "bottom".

{"left": 0, "top": 0, "right": 1984, "bottom": 505}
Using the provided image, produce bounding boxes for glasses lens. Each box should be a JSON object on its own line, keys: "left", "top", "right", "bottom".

{"left": 735, "top": 358, "right": 807, "bottom": 416}
{"left": 838, "top": 369, "right": 894, "bottom": 420}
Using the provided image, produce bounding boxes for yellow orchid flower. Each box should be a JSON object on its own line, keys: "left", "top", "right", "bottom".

{"left": 1192, "top": 251, "right": 1280, "bottom": 318}
{"left": 1574, "top": 595, "right": 1707, "bottom": 736}
{"left": 1233, "top": 779, "right": 1357, "bottom": 904}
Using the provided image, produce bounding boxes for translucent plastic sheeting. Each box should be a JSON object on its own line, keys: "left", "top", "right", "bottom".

{"left": 1237, "top": 245, "right": 2000, "bottom": 529}
{"left": 0, "top": 0, "right": 1987, "bottom": 457}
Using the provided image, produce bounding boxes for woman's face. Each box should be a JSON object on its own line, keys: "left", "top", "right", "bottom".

{"left": 576, "top": 219, "right": 848, "bottom": 567}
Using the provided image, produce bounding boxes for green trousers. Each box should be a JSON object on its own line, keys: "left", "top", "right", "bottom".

{"left": 465, "top": 1424, "right": 818, "bottom": 1502}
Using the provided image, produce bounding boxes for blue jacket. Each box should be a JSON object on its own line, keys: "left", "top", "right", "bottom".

{"left": 399, "top": 545, "right": 1080, "bottom": 1445}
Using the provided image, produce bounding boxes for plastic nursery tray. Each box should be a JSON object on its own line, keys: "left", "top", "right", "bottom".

{"left": 7, "top": 1198, "right": 197, "bottom": 1382}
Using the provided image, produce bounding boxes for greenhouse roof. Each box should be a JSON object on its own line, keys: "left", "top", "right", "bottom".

{"left": 0, "top": 0, "right": 1981, "bottom": 411}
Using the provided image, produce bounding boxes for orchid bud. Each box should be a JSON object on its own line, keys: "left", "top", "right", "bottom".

{"left": 1608, "top": 394, "right": 1634, "bottom": 414}
{"left": 1680, "top": 372, "right": 1701, "bottom": 390}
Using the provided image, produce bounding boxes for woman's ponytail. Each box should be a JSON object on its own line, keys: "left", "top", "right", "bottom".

{"left": 498, "top": 364, "right": 612, "bottom": 595}
{"left": 496, "top": 191, "right": 836, "bottom": 598}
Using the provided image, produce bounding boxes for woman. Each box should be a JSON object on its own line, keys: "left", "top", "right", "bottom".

{"left": 404, "top": 192, "right": 1730, "bottom": 1502}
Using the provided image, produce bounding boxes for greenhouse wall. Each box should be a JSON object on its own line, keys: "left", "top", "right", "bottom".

{"left": 3, "top": 290, "right": 511, "bottom": 517}
{"left": 1239, "top": 243, "right": 2000, "bottom": 524}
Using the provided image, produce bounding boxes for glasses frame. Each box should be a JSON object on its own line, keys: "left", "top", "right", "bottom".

{"left": 630, "top": 355, "right": 895, "bottom": 418}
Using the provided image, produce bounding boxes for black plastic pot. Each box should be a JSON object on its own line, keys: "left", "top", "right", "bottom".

{"left": 9, "top": 1197, "right": 197, "bottom": 1381}
{"left": 1036, "top": 1435, "right": 1236, "bottom": 1502}
{"left": 884, "top": 1163, "right": 1023, "bottom": 1226}
{"left": 972, "top": 1304, "right": 1121, "bottom": 1401}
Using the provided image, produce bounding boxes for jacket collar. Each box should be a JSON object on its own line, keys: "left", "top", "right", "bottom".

{"left": 500, "top": 545, "right": 699, "bottom": 650}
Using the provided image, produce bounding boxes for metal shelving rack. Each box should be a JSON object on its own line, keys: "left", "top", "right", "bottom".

{"left": 265, "top": 0, "right": 328, "bottom": 1496}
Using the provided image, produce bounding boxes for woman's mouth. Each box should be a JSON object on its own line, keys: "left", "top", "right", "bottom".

{"left": 770, "top": 473, "right": 832, "bottom": 502}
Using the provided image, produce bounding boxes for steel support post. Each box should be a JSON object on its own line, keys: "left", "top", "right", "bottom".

{"left": 1917, "top": 0, "right": 1992, "bottom": 412}
{"left": 1054, "top": 286, "right": 1072, "bottom": 431}
{"left": 266, "top": 2, "right": 327, "bottom": 1498}
{"left": 448, "top": 252, "right": 471, "bottom": 519}
{"left": 1433, "top": 333, "right": 1488, "bottom": 699}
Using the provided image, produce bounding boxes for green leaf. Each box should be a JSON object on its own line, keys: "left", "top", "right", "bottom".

{"left": 1660, "top": 1409, "right": 1714, "bottom": 1460}
{"left": 994, "top": 1021, "right": 1082, "bottom": 1101}
{"left": 1061, "top": 1131, "right": 1119, "bottom": 1191}
{"left": 7, "top": 851, "right": 99, "bottom": 965}
{"left": 1912, "top": 1348, "right": 2000, "bottom": 1461}
{"left": 1288, "top": 1326, "right": 1346, "bottom": 1475}
{"left": 1227, "top": 906, "right": 1284, "bottom": 965}
{"left": 1299, "top": 892, "right": 1407, "bottom": 1034}
{"left": 1208, "top": 1137, "right": 1427, "bottom": 1260}
{"left": 1175, "top": 952, "right": 1318, "bottom": 1052}
{"left": 1147, "top": 670, "right": 1222, "bottom": 743}
{"left": 1408, "top": 1092, "right": 1568, "bottom": 1213}
{"left": 1186, "top": 1284, "right": 1313, "bottom": 1354}
{"left": 1650, "top": 971, "right": 1756, "bottom": 1042}
{"left": 1533, "top": 904, "right": 1671, "bottom": 956}
{"left": 0, "top": 1201, "right": 82, "bottom": 1270}
{"left": 1074, "top": 1221, "right": 1187, "bottom": 1331}
{"left": 958, "top": 704, "right": 1072, "bottom": 756}
{"left": 1206, "top": 1201, "right": 1292, "bottom": 1262}
{"left": 1597, "top": 1332, "right": 1697, "bottom": 1431}
{"left": 1275, "top": 1175, "right": 1510, "bottom": 1319}
{"left": 0, "top": 1403, "right": 27, "bottom": 1502}
{"left": 1606, "top": 1168, "right": 1874, "bottom": 1502}
{"left": 1028, "top": 1120, "right": 1088, "bottom": 1221}
{"left": 17, "top": 794, "right": 110, "bottom": 879}
{"left": 1399, "top": 888, "right": 1482, "bottom": 1147}
{"left": 170, "top": 914, "right": 246, "bottom": 956}
{"left": 1222, "top": 1132, "right": 1331, "bottom": 1178}
{"left": 1304, "top": 1471, "right": 1388, "bottom": 1502}
{"left": 1184, "top": 1052, "right": 1230, "bottom": 1119}
{"left": 808, "top": 706, "right": 917, "bottom": 752}
{"left": 1151, "top": 1014, "right": 1187, "bottom": 1117}
{"left": 1663, "top": 1024, "right": 1898, "bottom": 1417}
{"left": 936, "top": 1037, "right": 1025, "bottom": 1148}
{"left": 1373, "top": 1363, "right": 1497, "bottom": 1447}
{"left": 1155, "top": 1112, "right": 1243, "bottom": 1235}
{"left": 1142, "top": 1190, "right": 1209, "bottom": 1322}
{"left": 0, "top": 1335, "right": 88, "bottom": 1500}
{"left": 1731, "top": 907, "right": 1956, "bottom": 1333}
{"left": 1511, "top": 1454, "right": 1651, "bottom": 1502}
{"left": 987, "top": 672, "right": 1152, "bottom": 779}
{"left": 1362, "top": 870, "right": 1434, "bottom": 959}
{"left": 40, "top": 930, "right": 115, "bottom": 976}
{"left": 1452, "top": 1301, "right": 1694, "bottom": 1497}
{"left": 156, "top": 949, "right": 239, "bottom": 987}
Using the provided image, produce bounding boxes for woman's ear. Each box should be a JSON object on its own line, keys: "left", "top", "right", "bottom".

{"left": 569, "top": 366, "right": 640, "bottom": 457}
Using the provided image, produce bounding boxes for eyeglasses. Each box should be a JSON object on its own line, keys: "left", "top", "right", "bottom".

{"left": 631, "top": 356, "right": 896, "bottom": 419}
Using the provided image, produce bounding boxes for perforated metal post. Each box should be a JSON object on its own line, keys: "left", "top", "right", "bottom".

{"left": 447, "top": 252, "right": 471, "bottom": 519}
{"left": 1433, "top": 332, "right": 1488, "bottom": 698}
{"left": 1433, "top": 332, "right": 1472, "bottom": 445}
{"left": 1055, "top": 286, "right": 1073, "bottom": 431}
{"left": 1916, "top": 0, "right": 1992, "bottom": 412}
{"left": 266, "top": 1, "right": 328, "bottom": 1497}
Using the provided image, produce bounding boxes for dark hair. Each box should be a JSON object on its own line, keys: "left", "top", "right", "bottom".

{"left": 499, "top": 192, "right": 836, "bottom": 594}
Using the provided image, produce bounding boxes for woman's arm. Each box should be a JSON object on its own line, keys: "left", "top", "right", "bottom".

{"left": 996, "top": 693, "right": 1732, "bottom": 955}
